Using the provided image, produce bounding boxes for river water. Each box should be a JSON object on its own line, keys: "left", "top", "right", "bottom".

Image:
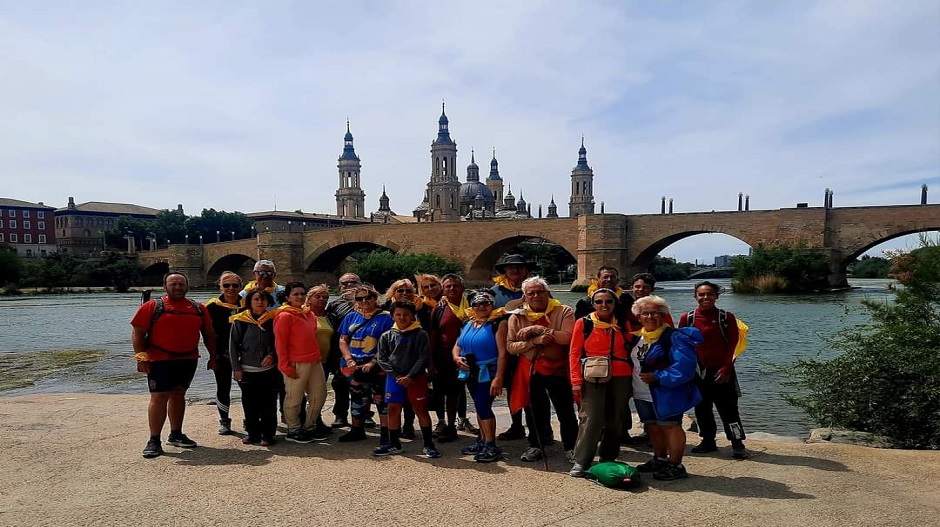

{"left": 0, "top": 279, "right": 892, "bottom": 438}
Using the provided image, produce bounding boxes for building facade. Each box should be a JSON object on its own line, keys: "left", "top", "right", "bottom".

{"left": 55, "top": 197, "right": 159, "bottom": 255}
{"left": 0, "top": 198, "right": 56, "bottom": 257}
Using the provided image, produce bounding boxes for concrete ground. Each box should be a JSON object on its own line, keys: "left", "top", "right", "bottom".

{"left": 0, "top": 393, "right": 937, "bottom": 527}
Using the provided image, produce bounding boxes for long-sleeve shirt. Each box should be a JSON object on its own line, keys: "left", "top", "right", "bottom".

{"left": 376, "top": 326, "right": 430, "bottom": 379}
{"left": 273, "top": 309, "right": 321, "bottom": 377}
{"left": 678, "top": 307, "right": 739, "bottom": 369}
{"left": 568, "top": 317, "right": 632, "bottom": 388}
{"left": 507, "top": 304, "right": 574, "bottom": 376}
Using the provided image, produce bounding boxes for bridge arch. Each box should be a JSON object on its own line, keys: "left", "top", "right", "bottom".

{"left": 840, "top": 228, "right": 940, "bottom": 266}
{"left": 206, "top": 253, "right": 256, "bottom": 285}
{"left": 629, "top": 231, "right": 752, "bottom": 273}
{"left": 304, "top": 239, "right": 403, "bottom": 275}
{"left": 140, "top": 261, "right": 170, "bottom": 286}
{"left": 467, "top": 235, "right": 578, "bottom": 284}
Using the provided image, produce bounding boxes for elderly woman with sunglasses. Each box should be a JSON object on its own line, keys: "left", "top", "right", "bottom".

{"left": 567, "top": 288, "right": 633, "bottom": 477}
{"left": 452, "top": 291, "right": 508, "bottom": 463}
{"left": 337, "top": 284, "right": 394, "bottom": 444}
{"left": 630, "top": 295, "right": 703, "bottom": 481}
{"left": 204, "top": 271, "right": 243, "bottom": 435}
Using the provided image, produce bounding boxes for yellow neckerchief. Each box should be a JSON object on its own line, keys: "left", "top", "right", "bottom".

{"left": 445, "top": 296, "right": 469, "bottom": 321}
{"left": 229, "top": 309, "right": 275, "bottom": 327}
{"left": 587, "top": 281, "right": 624, "bottom": 297}
{"left": 632, "top": 324, "right": 667, "bottom": 344}
{"left": 205, "top": 296, "right": 240, "bottom": 310}
{"left": 419, "top": 296, "right": 439, "bottom": 310}
{"left": 465, "top": 307, "right": 506, "bottom": 324}
{"left": 588, "top": 312, "right": 618, "bottom": 330}
{"left": 242, "top": 280, "right": 279, "bottom": 294}
{"left": 358, "top": 308, "right": 387, "bottom": 320}
{"left": 394, "top": 321, "right": 423, "bottom": 333}
{"left": 522, "top": 298, "right": 562, "bottom": 322}
{"left": 492, "top": 274, "right": 521, "bottom": 292}
{"left": 276, "top": 304, "right": 307, "bottom": 317}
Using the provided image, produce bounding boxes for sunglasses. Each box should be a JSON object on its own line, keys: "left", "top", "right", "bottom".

{"left": 471, "top": 301, "right": 493, "bottom": 307}
{"left": 254, "top": 270, "right": 274, "bottom": 276}
{"left": 396, "top": 288, "right": 414, "bottom": 294}
{"left": 639, "top": 311, "right": 663, "bottom": 317}
{"left": 340, "top": 280, "right": 360, "bottom": 286}
{"left": 221, "top": 283, "right": 241, "bottom": 289}
{"left": 354, "top": 295, "right": 376, "bottom": 302}
{"left": 593, "top": 299, "right": 615, "bottom": 305}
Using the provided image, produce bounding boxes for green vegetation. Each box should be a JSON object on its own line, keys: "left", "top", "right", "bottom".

{"left": 650, "top": 256, "right": 694, "bottom": 281}
{"left": 786, "top": 240, "right": 940, "bottom": 448}
{"left": 0, "top": 349, "right": 108, "bottom": 392}
{"left": 0, "top": 244, "right": 21, "bottom": 286}
{"left": 732, "top": 243, "right": 830, "bottom": 293}
{"left": 1, "top": 252, "right": 141, "bottom": 293}
{"left": 351, "top": 251, "right": 462, "bottom": 291}
{"left": 848, "top": 255, "right": 891, "bottom": 278}
{"left": 104, "top": 208, "right": 252, "bottom": 249}
{"left": 508, "top": 240, "right": 577, "bottom": 283}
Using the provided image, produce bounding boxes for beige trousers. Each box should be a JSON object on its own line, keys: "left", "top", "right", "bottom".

{"left": 283, "top": 361, "right": 327, "bottom": 432}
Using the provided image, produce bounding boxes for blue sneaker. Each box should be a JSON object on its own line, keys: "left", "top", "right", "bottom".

{"left": 372, "top": 443, "right": 403, "bottom": 457}
{"left": 474, "top": 444, "right": 501, "bottom": 463}
{"left": 460, "top": 439, "right": 484, "bottom": 455}
{"left": 422, "top": 446, "right": 442, "bottom": 459}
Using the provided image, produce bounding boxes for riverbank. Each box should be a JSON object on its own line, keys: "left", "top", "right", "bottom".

{"left": 0, "top": 393, "right": 936, "bottom": 527}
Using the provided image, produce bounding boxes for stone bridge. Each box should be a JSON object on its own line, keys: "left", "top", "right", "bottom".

{"left": 137, "top": 204, "right": 940, "bottom": 289}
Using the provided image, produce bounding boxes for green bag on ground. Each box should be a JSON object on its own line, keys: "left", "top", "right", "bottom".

{"left": 586, "top": 461, "right": 641, "bottom": 489}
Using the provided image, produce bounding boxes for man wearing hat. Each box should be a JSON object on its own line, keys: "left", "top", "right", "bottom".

{"left": 240, "top": 259, "right": 286, "bottom": 311}
{"left": 489, "top": 253, "right": 533, "bottom": 440}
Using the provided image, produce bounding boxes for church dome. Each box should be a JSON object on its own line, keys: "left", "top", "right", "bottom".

{"left": 459, "top": 181, "right": 495, "bottom": 204}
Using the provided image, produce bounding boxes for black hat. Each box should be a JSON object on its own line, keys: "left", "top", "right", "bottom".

{"left": 495, "top": 254, "right": 535, "bottom": 273}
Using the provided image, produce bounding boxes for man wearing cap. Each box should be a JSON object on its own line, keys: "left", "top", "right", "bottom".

{"left": 489, "top": 253, "right": 534, "bottom": 440}
{"left": 240, "top": 260, "right": 286, "bottom": 311}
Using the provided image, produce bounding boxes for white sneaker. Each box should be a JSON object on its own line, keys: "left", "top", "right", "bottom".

{"left": 520, "top": 447, "right": 543, "bottom": 462}
{"left": 565, "top": 449, "right": 577, "bottom": 464}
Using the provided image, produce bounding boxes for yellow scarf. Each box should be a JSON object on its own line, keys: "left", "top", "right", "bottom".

{"left": 229, "top": 310, "right": 275, "bottom": 327}
{"left": 419, "top": 296, "right": 438, "bottom": 310}
{"left": 587, "top": 281, "right": 624, "bottom": 297}
{"left": 276, "top": 304, "right": 307, "bottom": 317}
{"left": 523, "top": 298, "right": 562, "bottom": 322}
{"left": 588, "top": 312, "right": 618, "bottom": 330}
{"left": 633, "top": 324, "right": 667, "bottom": 344}
{"left": 359, "top": 308, "right": 387, "bottom": 320}
{"left": 492, "top": 274, "right": 521, "bottom": 292}
{"left": 205, "top": 297, "right": 240, "bottom": 310}
{"left": 242, "top": 280, "right": 279, "bottom": 294}
{"left": 445, "top": 296, "right": 469, "bottom": 321}
{"left": 395, "top": 321, "right": 423, "bottom": 332}
{"left": 466, "top": 307, "right": 506, "bottom": 323}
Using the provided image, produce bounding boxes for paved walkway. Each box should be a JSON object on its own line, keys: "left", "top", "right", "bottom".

{"left": 0, "top": 393, "right": 937, "bottom": 527}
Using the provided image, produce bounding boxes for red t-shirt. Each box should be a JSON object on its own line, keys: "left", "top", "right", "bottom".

{"left": 678, "top": 308, "right": 738, "bottom": 369}
{"left": 131, "top": 297, "right": 211, "bottom": 361}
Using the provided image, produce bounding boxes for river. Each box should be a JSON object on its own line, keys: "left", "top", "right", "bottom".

{"left": 0, "top": 278, "right": 892, "bottom": 438}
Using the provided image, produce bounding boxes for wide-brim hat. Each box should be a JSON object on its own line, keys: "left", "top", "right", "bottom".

{"left": 495, "top": 254, "right": 536, "bottom": 273}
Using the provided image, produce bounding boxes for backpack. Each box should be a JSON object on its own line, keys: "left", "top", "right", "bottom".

{"left": 146, "top": 297, "right": 205, "bottom": 354}
{"left": 586, "top": 461, "right": 641, "bottom": 489}
{"left": 686, "top": 309, "right": 749, "bottom": 359}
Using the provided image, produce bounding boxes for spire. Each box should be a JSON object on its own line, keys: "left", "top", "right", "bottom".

{"left": 378, "top": 184, "right": 391, "bottom": 212}
{"left": 466, "top": 149, "right": 480, "bottom": 182}
{"left": 433, "top": 100, "right": 454, "bottom": 145}
{"left": 340, "top": 121, "right": 359, "bottom": 161}
{"left": 488, "top": 148, "right": 501, "bottom": 180}
{"left": 576, "top": 137, "right": 589, "bottom": 170}
{"left": 468, "top": 148, "right": 478, "bottom": 168}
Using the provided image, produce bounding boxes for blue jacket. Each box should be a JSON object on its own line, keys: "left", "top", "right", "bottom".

{"left": 643, "top": 327, "right": 704, "bottom": 419}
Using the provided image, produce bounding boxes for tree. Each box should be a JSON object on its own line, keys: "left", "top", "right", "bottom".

{"left": 0, "top": 244, "right": 21, "bottom": 286}
{"left": 848, "top": 255, "right": 891, "bottom": 278}
{"left": 786, "top": 240, "right": 940, "bottom": 448}
{"left": 352, "top": 251, "right": 462, "bottom": 291}
{"left": 503, "top": 239, "right": 576, "bottom": 283}
{"left": 153, "top": 209, "right": 188, "bottom": 244}
{"left": 732, "top": 243, "right": 830, "bottom": 293}
{"left": 650, "top": 256, "right": 694, "bottom": 281}
{"left": 185, "top": 209, "right": 253, "bottom": 242}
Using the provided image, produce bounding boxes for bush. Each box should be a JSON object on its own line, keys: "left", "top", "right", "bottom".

{"left": 849, "top": 255, "right": 891, "bottom": 278}
{"left": 731, "top": 274, "right": 790, "bottom": 293}
{"left": 732, "top": 243, "right": 830, "bottom": 293}
{"left": 786, "top": 240, "right": 940, "bottom": 448}
{"left": 2, "top": 284, "right": 22, "bottom": 296}
{"left": 352, "top": 251, "right": 462, "bottom": 291}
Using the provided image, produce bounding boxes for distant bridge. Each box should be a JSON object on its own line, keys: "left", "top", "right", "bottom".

{"left": 688, "top": 267, "right": 733, "bottom": 279}
{"left": 137, "top": 204, "right": 940, "bottom": 288}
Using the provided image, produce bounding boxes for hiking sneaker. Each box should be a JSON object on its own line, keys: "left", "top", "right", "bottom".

{"left": 401, "top": 424, "right": 416, "bottom": 440}
{"left": 142, "top": 438, "right": 163, "bottom": 458}
{"left": 461, "top": 439, "right": 485, "bottom": 455}
{"left": 498, "top": 425, "right": 526, "bottom": 441}
{"left": 338, "top": 427, "right": 367, "bottom": 442}
{"left": 305, "top": 428, "right": 329, "bottom": 442}
{"left": 372, "top": 443, "right": 403, "bottom": 457}
{"left": 364, "top": 417, "right": 377, "bottom": 429}
{"left": 260, "top": 437, "right": 277, "bottom": 447}
{"left": 569, "top": 463, "right": 587, "bottom": 478}
{"left": 474, "top": 445, "right": 501, "bottom": 463}
{"left": 457, "top": 417, "right": 479, "bottom": 434}
{"left": 653, "top": 462, "right": 689, "bottom": 481}
{"left": 422, "top": 446, "right": 442, "bottom": 459}
{"left": 731, "top": 441, "right": 750, "bottom": 459}
{"left": 520, "top": 447, "right": 543, "bottom": 462}
{"left": 565, "top": 450, "right": 577, "bottom": 464}
{"left": 218, "top": 419, "right": 233, "bottom": 436}
{"left": 437, "top": 425, "right": 459, "bottom": 443}
{"left": 166, "top": 433, "right": 197, "bottom": 448}
{"left": 636, "top": 456, "right": 668, "bottom": 473}
{"left": 432, "top": 422, "right": 447, "bottom": 438}
{"left": 286, "top": 430, "right": 315, "bottom": 444}
{"left": 242, "top": 436, "right": 260, "bottom": 445}
{"left": 331, "top": 417, "right": 350, "bottom": 429}
{"left": 691, "top": 439, "right": 718, "bottom": 453}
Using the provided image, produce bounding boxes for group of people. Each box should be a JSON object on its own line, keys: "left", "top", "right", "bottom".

{"left": 131, "top": 255, "right": 749, "bottom": 481}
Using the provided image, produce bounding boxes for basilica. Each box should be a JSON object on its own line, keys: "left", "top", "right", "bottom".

{"left": 334, "top": 104, "right": 596, "bottom": 223}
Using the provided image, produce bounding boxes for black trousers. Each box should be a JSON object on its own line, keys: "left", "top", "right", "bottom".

{"left": 239, "top": 369, "right": 281, "bottom": 440}
{"left": 695, "top": 366, "right": 746, "bottom": 442}
{"left": 523, "top": 373, "right": 578, "bottom": 450}
{"left": 330, "top": 368, "right": 351, "bottom": 420}
{"left": 212, "top": 357, "right": 232, "bottom": 421}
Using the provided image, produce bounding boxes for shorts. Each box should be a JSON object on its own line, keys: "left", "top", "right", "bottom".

{"left": 634, "top": 398, "right": 682, "bottom": 426}
{"left": 384, "top": 374, "right": 429, "bottom": 406}
{"left": 147, "top": 359, "right": 198, "bottom": 393}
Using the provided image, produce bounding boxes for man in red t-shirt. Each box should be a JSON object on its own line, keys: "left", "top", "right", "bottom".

{"left": 131, "top": 272, "right": 216, "bottom": 458}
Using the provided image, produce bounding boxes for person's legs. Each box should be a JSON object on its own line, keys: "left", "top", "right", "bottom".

{"left": 572, "top": 382, "right": 605, "bottom": 467}
{"left": 386, "top": 403, "right": 403, "bottom": 432}
{"left": 239, "top": 376, "right": 260, "bottom": 440}
{"left": 331, "top": 370, "right": 350, "bottom": 423}
{"left": 694, "top": 375, "right": 719, "bottom": 443}
{"left": 525, "top": 373, "right": 552, "bottom": 449}
{"left": 213, "top": 359, "right": 233, "bottom": 426}
{"left": 283, "top": 367, "right": 307, "bottom": 433}
{"left": 665, "top": 424, "right": 687, "bottom": 464}
{"left": 148, "top": 391, "right": 171, "bottom": 437}
{"left": 647, "top": 423, "right": 667, "bottom": 459}
{"left": 713, "top": 374, "right": 746, "bottom": 442}
{"left": 302, "top": 362, "right": 328, "bottom": 432}
{"left": 544, "top": 375, "right": 578, "bottom": 451}
{"left": 598, "top": 376, "right": 631, "bottom": 461}
{"left": 260, "top": 370, "right": 281, "bottom": 441}
{"left": 167, "top": 387, "right": 187, "bottom": 433}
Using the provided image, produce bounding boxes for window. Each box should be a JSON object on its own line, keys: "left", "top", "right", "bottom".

{"left": 26, "top": 249, "right": 32, "bottom": 257}
{"left": 24, "top": 234, "right": 32, "bottom": 243}
{"left": 0, "top": 233, "right": 3, "bottom": 242}
{"left": 8, "top": 220, "right": 15, "bottom": 229}
{"left": 23, "top": 220, "right": 30, "bottom": 229}
{"left": 38, "top": 234, "right": 46, "bottom": 243}
{"left": 23, "top": 210, "right": 30, "bottom": 218}
{"left": 7, "top": 210, "right": 14, "bottom": 217}
{"left": 40, "top": 249, "right": 47, "bottom": 256}
{"left": 38, "top": 211, "right": 45, "bottom": 218}
{"left": 10, "top": 234, "right": 17, "bottom": 243}
{"left": 37, "top": 221, "right": 44, "bottom": 229}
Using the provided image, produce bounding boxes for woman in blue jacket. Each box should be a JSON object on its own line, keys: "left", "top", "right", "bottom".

{"left": 629, "top": 295, "right": 702, "bottom": 481}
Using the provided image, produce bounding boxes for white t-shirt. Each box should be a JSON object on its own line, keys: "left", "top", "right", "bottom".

{"left": 631, "top": 338, "right": 652, "bottom": 402}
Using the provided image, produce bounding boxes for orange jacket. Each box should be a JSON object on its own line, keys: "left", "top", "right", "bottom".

{"left": 274, "top": 309, "right": 321, "bottom": 377}
{"left": 568, "top": 317, "right": 632, "bottom": 389}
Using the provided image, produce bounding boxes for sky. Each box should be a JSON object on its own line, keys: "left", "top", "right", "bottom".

{"left": 2, "top": 1, "right": 938, "bottom": 262}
